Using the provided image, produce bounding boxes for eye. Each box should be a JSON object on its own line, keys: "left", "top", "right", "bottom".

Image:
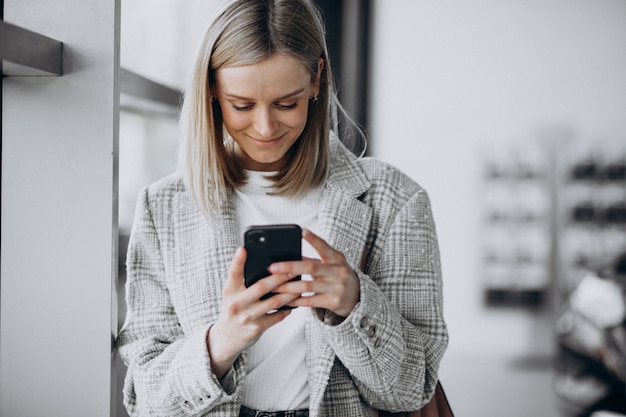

{"left": 231, "top": 104, "right": 254, "bottom": 112}
{"left": 276, "top": 102, "right": 298, "bottom": 110}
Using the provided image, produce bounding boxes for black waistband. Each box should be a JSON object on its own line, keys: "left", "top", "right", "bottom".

{"left": 239, "top": 405, "right": 309, "bottom": 417}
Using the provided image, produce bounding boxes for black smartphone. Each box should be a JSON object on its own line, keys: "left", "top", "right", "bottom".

{"left": 244, "top": 224, "right": 302, "bottom": 306}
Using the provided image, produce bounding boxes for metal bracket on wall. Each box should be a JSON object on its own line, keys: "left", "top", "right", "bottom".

{"left": 0, "top": 18, "right": 182, "bottom": 115}
{"left": 120, "top": 68, "right": 183, "bottom": 116}
{"left": 0, "top": 20, "right": 63, "bottom": 76}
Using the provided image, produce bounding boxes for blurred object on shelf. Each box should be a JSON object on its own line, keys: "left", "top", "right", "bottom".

{"left": 554, "top": 271, "right": 626, "bottom": 417}
{"left": 590, "top": 411, "right": 626, "bottom": 417}
{"left": 569, "top": 274, "right": 625, "bottom": 330}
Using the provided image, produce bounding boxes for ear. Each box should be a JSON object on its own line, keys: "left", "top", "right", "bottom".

{"left": 209, "top": 86, "right": 218, "bottom": 104}
{"left": 311, "top": 57, "right": 324, "bottom": 96}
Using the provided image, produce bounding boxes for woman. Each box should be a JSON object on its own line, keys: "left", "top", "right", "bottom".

{"left": 117, "top": 0, "right": 448, "bottom": 416}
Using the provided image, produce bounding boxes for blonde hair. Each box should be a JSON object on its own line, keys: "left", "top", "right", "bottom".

{"left": 178, "top": 0, "right": 346, "bottom": 218}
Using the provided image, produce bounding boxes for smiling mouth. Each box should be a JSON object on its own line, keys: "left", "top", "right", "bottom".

{"left": 249, "top": 134, "right": 285, "bottom": 146}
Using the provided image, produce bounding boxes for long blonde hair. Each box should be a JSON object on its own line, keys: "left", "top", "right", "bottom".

{"left": 178, "top": 0, "right": 341, "bottom": 218}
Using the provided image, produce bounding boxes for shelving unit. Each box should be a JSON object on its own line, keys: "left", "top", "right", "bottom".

{"left": 479, "top": 141, "right": 553, "bottom": 308}
{"left": 479, "top": 138, "right": 626, "bottom": 308}
{"left": 557, "top": 140, "right": 626, "bottom": 294}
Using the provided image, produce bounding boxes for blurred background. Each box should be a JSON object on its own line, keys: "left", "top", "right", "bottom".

{"left": 2, "top": 1, "right": 625, "bottom": 416}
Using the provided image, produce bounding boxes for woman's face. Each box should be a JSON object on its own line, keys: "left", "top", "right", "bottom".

{"left": 214, "top": 54, "right": 321, "bottom": 171}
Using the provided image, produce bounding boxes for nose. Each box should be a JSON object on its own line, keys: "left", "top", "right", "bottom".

{"left": 253, "top": 107, "right": 278, "bottom": 139}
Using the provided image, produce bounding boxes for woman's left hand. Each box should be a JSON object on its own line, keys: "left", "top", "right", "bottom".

{"left": 269, "top": 228, "right": 360, "bottom": 318}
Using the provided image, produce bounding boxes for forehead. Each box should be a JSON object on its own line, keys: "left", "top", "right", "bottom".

{"left": 215, "top": 54, "right": 311, "bottom": 97}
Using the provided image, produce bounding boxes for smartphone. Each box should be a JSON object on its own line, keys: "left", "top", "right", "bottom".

{"left": 244, "top": 224, "right": 302, "bottom": 306}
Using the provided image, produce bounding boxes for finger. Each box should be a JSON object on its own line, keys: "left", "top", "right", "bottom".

{"left": 260, "top": 292, "right": 301, "bottom": 313}
{"left": 268, "top": 259, "right": 309, "bottom": 277}
{"left": 241, "top": 291, "right": 300, "bottom": 319}
{"left": 287, "top": 292, "right": 341, "bottom": 311}
{"left": 302, "top": 228, "right": 344, "bottom": 263}
{"left": 255, "top": 307, "right": 293, "bottom": 329}
{"left": 269, "top": 258, "right": 338, "bottom": 279}
{"left": 240, "top": 273, "right": 300, "bottom": 311}
{"left": 275, "top": 273, "right": 339, "bottom": 295}
{"left": 266, "top": 257, "right": 320, "bottom": 278}
{"left": 225, "top": 247, "right": 247, "bottom": 293}
{"left": 224, "top": 285, "right": 299, "bottom": 326}
{"left": 251, "top": 272, "right": 300, "bottom": 293}
{"left": 301, "top": 256, "right": 321, "bottom": 263}
{"left": 275, "top": 277, "right": 320, "bottom": 295}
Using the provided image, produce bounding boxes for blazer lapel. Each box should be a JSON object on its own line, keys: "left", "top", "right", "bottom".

{"left": 319, "top": 138, "right": 372, "bottom": 274}
{"left": 307, "top": 139, "right": 372, "bottom": 415}
{"left": 318, "top": 186, "right": 371, "bottom": 271}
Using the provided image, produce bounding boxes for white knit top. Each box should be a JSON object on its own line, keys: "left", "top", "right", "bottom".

{"left": 235, "top": 170, "right": 323, "bottom": 411}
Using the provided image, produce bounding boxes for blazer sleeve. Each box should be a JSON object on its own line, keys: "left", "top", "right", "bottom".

{"left": 319, "top": 188, "right": 448, "bottom": 412}
{"left": 117, "top": 187, "right": 243, "bottom": 417}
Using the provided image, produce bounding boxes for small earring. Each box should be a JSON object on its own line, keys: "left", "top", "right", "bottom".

{"left": 309, "top": 95, "right": 318, "bottom": 103}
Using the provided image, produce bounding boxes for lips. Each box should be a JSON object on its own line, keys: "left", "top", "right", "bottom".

{"left": 248, "top": 133, "right": 285, "bottom": 146}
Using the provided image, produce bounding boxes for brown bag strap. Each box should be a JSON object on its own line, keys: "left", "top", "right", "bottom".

{"left": 377, "top": 381, "right": 454, "bottom": 417}
{"left": 434, "top": 382, "right": 454, "bottom": 416}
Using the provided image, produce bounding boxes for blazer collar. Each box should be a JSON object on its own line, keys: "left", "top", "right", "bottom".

{"left": 318, "top": 137, "right": 372, "bottom": 269}
{"left": 325, "top": 137, "right": 370, "bottom": 198}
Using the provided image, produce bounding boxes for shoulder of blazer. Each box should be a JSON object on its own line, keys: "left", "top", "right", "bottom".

{"left": 143, "top": 172, "right": 186, "bottom": 199}
{"left": 139, "top": 172, "right": 199, "bottom": 231}
{"left": 329, "top": 138, "right": 425, "bottom": 202}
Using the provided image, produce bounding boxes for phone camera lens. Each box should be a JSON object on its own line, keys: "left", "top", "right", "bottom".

{"left": 247, "top": 231, "right": 267, "bottom": 247}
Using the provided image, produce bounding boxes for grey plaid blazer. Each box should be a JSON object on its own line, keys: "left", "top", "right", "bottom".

{"left": 117, "top": 138, "right": 448, "bottom": 417}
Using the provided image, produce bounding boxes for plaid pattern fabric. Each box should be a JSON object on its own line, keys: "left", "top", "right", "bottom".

{"left": 117, "top": 138, "right": 448, "bottom": 417}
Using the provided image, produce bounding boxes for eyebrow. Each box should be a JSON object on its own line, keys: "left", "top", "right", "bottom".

{"left": 222, "top": 87, "right": 306, "bottom": 101}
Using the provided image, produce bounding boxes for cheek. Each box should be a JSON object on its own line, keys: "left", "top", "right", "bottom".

{"left": 282, "top": 107, "right": 310, "bottom": 129}
{"left": 221, "top": 109, "right": 249, "bottom": 131}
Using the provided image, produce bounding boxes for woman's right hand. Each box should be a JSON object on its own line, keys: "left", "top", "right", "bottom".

{"left": 206, "top": 247, "right": 299, "bottom": 378}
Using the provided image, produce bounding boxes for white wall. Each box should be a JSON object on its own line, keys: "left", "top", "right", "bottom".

{"left": 1, "top": 0, "right": 120, "bottom": 415}
{"left": 121, "top": 0, "right": 222, "bottom": 92}
{"left": 369, "top": 0, "right": 626, "bottom": 357}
